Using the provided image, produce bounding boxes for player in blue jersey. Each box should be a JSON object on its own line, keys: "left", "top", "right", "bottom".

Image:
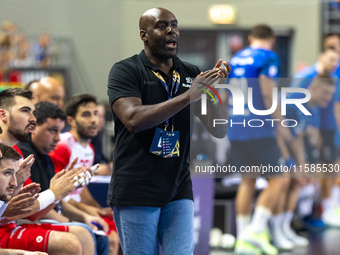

{"left": 290, "top": 47, "right": 340, "bottom": 227}
{"left": 322, "top": 34, "right": 340, "bottom": 221}
{"left": 226, "top": 24, "right": 291, "bottom": 255}
{"left": 274, "top": 75, "right": 335, "bottom": 249}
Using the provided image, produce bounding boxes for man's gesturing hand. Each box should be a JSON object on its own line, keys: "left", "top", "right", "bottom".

{"left": 16, "top": 155, "right": 35, "bottom": 187}
{"left": 49, "top": 166, "right": 89, "bottom": 201}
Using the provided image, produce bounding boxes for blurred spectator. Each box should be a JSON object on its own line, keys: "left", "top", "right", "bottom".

{"left": 12, "top": 33, "right": 32, "bottom": 67}
{"left": 33, "top": 33, "right": 53, "bottom": 67}
{"left": 0, "top": 21, "right": 16, "bottom": 69}
{"left": 31, "top": 76, "right": 65, "bottom": 109}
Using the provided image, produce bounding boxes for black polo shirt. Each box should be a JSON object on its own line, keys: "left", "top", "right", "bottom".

{"left": 17, "top": 141, "right": 55, "bottom": 192}
{"left": 107, "top": 50, "right": 200, "bottom": 207}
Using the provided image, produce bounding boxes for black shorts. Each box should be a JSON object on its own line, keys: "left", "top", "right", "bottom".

{"left": 227, "top": 138, "right": 284, "bottom": 178}
{"left": 320, "top": 130, "right": 336, "bottom": 163}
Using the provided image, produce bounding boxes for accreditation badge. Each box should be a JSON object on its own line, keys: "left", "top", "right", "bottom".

{"left": 162, "top": 131, "right": 180, "bottom": 158}
{"left": 149, "top": 127, "right": 163, "bottom": 156}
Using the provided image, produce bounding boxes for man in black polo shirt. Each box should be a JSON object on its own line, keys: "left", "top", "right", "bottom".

{"left": 107, "top": 7, "right": 230, "bottom": 254}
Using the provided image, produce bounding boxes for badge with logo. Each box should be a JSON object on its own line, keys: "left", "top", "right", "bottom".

{"left": 162, "top": 130, "right": 180, "bottom": 158}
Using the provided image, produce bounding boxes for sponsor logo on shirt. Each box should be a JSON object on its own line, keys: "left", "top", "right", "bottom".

{"left": 234, "top": 68, "right": 245, "bottom": 76}
{"left": 230, "top": 57, "right": 254, "bottom": 66}
{"left": 268, "top": 66, "right": 278, "bottom": 77}
{"left": 36, "top": 236, "right": 43, "bottom": 243}
{"left": 182, "top": 77, "right": 193, "bottom": 88}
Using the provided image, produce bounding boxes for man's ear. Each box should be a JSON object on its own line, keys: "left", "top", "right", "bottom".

{"left": 67, "top": 116, "right": 74, "bottom": 127}
{"left": 0, "top": 109, "right": 8, "bottom": 123}
{"left": 140, "top": 30, "right": 148, "bottom": 42}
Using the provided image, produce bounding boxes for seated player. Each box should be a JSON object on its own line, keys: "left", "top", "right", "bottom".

{"left": 274, "top": 74, "right": 335, "bottom": 248}
{"left": 49, "top": 94, "right": 120, "bottom": 255}
{"left": 290, "top": 48, "right": 340, "bottom": 226}
{"left": 0, "top": 142, "right": 94, "bottom": 255}
{"left": 0, "top": 143, "right": 47, "bottom": 255}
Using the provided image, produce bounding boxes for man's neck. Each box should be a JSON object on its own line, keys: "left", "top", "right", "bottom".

{"left": 250, "top": 40, "right": 272, "bottom": 50}
{"left": 144, "top": 49, "right": 174, "bottom": 76}
{"left": 0, "top": 131, "right": 17, "bottom": 147}
{"left": 70, "top": 130, "right": 91, "bottom": 148}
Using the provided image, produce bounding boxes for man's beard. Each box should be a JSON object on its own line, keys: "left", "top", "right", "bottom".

{"left": 0, "top": 193, "right": 12, "bottom": 203}
{"left": 76, "top": 121, "right": 96, "bottom": 140}
{"left": 8, "top": 117, "right": 32, "bottom": 142}
{"left": 150, "top": 42, "right": 178, "bottom": 59}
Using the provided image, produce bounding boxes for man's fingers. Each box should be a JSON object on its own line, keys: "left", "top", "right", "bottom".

{"left": 218, "top": 61, "right": 231, "bottom": 78}
{"left": 213, "top": 59, "right": 223, "bottom": 69}
{"left": 53, "top": 169, "right": 65, "bottom": 179}
{"left": 98, "top": 219, "right": 109, "bottom": 233}
{"left": 19, "top": 183, "right": 35, "bottom": 193}
{"left": 202, "top": 69, "right": 220, "bottom": 78}
{"left": 65, "top": 157, "right": 79, "bottom": 172}
{"left": 27, "top": 158, "right": 35, "bottom": 167}
{"left": 20, "top": 154, "right": 34, "bottom": 166}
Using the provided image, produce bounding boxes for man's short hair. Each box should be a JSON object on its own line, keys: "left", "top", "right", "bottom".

{"left": 0, "top": 143, "right": 21, "bottom": 165}
{"left": 0, "top": 88, "right": 33, "bottom": 110}
{"left": 314, "top": 74, "right": 335, "bottom": 86}
{"left": 65, "top": 94, "right": 97, "bottom": 118}
{"left": 35, "top": 101, "right": 66, "bottom": 126}
{"left": 323, "top": 33, "right": 340, "bottom": 41}
{"left": 251, "top": 24, "right": 274, "bottom": 40}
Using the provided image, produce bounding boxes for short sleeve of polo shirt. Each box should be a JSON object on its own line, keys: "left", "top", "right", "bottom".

{"left": 107, "top": 59, "right": 142, "bottom": 107}
{"left": 259, "top": 54, "right": 280, "bottom": 79}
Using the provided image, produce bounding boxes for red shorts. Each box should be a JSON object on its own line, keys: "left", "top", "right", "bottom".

{"left": 0, "top": 223, "right": 69, "bottom": 252}
{"left": 102, "top": 216, "right": 117, "bottom": 233}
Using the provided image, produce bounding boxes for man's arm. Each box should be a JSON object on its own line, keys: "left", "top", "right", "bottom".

{"left": 335, "top": 102, "right": 340, "bottom": 133}
{"left": 112, "top": 65, "right": 228, "bottom": 134}
{"left": 79, "top": 186, "right": 101, "bottom": 208}
{"left": 259, "top": 75, "right": 292, "bottom": 141}
{"left": 62, "top": 200, "right": 109, "bottom": 233}
{"left": 285, "top": 133, "right": 305, "bottom": 166}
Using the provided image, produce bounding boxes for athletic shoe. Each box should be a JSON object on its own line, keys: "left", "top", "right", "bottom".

{"left": 240, "top": 227, "right": 278, "bottom": 255}
{"left": 271, "top": 233, "right": 294, "bottom": 250}
{"left": 234, "top": 240, "right": 261, "bottom": 255}
{"left": 303, "top": 215, "right": 326, "bottom": 230}
{"left": 282, "top": 224, "right": 309, "bottom": 247}
{"left": 322, "top": 210, "right": 340, "bottom": 227}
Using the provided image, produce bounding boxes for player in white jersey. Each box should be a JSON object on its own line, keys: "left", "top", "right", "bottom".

{"left": 49, "top": 94, "right": 120, "bottom": 255}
